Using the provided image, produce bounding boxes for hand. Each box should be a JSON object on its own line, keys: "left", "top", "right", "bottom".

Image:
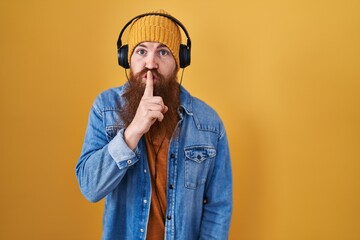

{"left": 124, "top": 70, "right": 168, "bottom": 150}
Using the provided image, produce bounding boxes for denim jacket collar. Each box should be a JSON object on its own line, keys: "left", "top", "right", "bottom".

{"left": 179, "top": 85, "right": 194, "bottom": 116}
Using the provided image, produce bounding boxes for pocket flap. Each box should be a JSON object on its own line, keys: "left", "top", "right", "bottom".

{"left": 184, "top": 146, "right": 216, "bottom": 163}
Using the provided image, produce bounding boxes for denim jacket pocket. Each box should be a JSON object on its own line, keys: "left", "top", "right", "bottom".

{"left": 184, "top": 146, "right": 216, "bottom": 189}
{"left": 104, "top": 110, "right": 123, "bottom": 141}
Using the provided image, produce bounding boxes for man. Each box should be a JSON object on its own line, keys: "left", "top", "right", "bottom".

{"left": 76, "top": 10, "right": 232, "bottom": 240}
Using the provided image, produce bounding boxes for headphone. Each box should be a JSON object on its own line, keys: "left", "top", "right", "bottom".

{"left": 117, "top": 13, "right": 191, "bottom": 69}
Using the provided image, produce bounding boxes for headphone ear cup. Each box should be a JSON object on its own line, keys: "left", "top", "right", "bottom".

{"left": 179, "top": 44, "right": 191, "bottom": 68}
{"left": 118, "top": 45, "right": 130, "bottom": 69}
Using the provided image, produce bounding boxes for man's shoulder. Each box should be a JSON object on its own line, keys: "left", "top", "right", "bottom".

{"left": 97, "top": 85, "right": 126, "bottom": 99}
{"left": 181, "top": 87, "right": 222, "bottom": 122}
{"left": 92, "top": 85, "right": 127, "bottom": 110}
{"left": 191, "top": 96, "right": 218, "bottom": 116}
{"left": 187, "top": 94, "right": 225, "bottom": 134}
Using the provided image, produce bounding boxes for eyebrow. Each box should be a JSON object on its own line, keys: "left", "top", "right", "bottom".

{"left": 157, "top": 44, "right": 168, "bottom": 49}
{"left": 136, "top": 43, "right": 169, "bottom": 49}
{"left": 137, "top": 44, "right": 147, "bottom": 48}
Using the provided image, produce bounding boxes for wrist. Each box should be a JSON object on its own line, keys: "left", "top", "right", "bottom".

{"left": 124, "top": 125, "right": 143, "bottom": 150}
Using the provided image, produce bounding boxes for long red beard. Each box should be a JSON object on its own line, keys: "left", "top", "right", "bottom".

{"left": 121, "top": 68, "right": 180, "bottom": 139}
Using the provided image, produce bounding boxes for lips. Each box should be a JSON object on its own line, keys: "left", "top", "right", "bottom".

{"left": 142, "top": 72, "right": 159, "bottom": 82}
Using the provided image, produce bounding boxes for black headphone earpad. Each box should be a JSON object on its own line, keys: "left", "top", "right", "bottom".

{"left": 179, "top": 44, "right": 190, "bottom": 68}
{"left": 118, "top": 45, "right": 130, "bottom": 69}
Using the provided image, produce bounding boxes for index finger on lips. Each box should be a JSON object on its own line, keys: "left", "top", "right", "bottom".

{"left": 143, "top": 70, "right": 153, "bottom": 97}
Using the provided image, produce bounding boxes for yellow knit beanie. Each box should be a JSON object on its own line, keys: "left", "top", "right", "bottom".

{"left": 127, "top": 10, "right": 182, "bottom": 68}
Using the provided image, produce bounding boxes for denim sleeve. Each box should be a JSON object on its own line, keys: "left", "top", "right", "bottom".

{"left": 75, "top": 103, "right": 140, "bottom": 203}
{"left": 199, "top": 128, "right": 233, "bottom": 240}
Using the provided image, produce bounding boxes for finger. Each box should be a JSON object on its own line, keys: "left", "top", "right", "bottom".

{"left": 162, "top": 105, "right": 168, "bottom": 114}
{"left": 143, "top": 70, "right": 153, "bottom": 97}
{"left": 143, "top": 96, "right": 164, "bottom": 104}
{"left": 154, "top": 112, "right": 164, "bottom": 122}
{"left": 147, "top": 104, "right": 164, "bottom": 112}
{"left": 147, "top": 111, "right": 164, "bottom": 122}
{"left": 146, "top": 102, "right": 168, "bottom": 114}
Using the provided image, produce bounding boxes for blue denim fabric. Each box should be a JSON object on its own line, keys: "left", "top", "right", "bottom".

{"left": 76, "top": 84, "right": 232, "bottom": 240}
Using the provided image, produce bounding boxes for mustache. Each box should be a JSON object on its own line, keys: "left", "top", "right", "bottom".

{"left": 132, "top": 68, "right": 164, "bottom": 82}
{"left": 129, "top": 68, "right": 167, "bottom": 97}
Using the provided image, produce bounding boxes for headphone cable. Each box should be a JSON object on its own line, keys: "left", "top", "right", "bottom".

{"left": 125, "top": 68, "right": 130, "bottom": 81}
{"left": 179, "top": 68, "right": 185, "bottom": 88}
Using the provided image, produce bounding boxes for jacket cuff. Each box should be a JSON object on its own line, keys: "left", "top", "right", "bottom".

{"left": 108, "top": 128, "right": 140, "bottom": 169}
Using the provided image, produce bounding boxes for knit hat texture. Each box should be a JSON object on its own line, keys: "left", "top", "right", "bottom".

{"left": 127, "top": 10, "right": 182, "bottom": 68}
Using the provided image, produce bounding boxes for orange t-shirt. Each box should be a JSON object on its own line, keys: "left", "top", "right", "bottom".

{"left": 144, "top": 133, "right": 169, "bottom": 240}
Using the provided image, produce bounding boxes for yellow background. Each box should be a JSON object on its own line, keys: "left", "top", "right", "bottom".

{"left": 1, "top": 0, "right": 359, "bottom": 239}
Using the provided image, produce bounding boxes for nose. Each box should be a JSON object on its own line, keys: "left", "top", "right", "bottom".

{"left": 145, "top": 53, "right": 158, "bottom": 69}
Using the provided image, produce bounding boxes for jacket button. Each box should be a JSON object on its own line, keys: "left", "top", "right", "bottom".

{"left": 167, "top": 215, "right": 172, "bottom": 220}
{"left": 170, "top": 153, "right": 175, "bottom": 159}
{"left": 169, "top": 184, "right": 174, "bottom": 189}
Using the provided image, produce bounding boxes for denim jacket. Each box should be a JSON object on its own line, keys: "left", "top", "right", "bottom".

{"left": 76, "top": 84, "right": 232, "bottom": 240}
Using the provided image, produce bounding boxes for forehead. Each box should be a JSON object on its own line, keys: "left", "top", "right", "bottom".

{"left": 135, "top": 42, "right": 169, "bottom": 49}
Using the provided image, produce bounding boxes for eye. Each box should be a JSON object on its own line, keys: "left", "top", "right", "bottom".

{"left": 136, "top": 49, "right": 146, "bottom": 56}
{"left": 159, "top": 49, "right": 170, "bottom": 56}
